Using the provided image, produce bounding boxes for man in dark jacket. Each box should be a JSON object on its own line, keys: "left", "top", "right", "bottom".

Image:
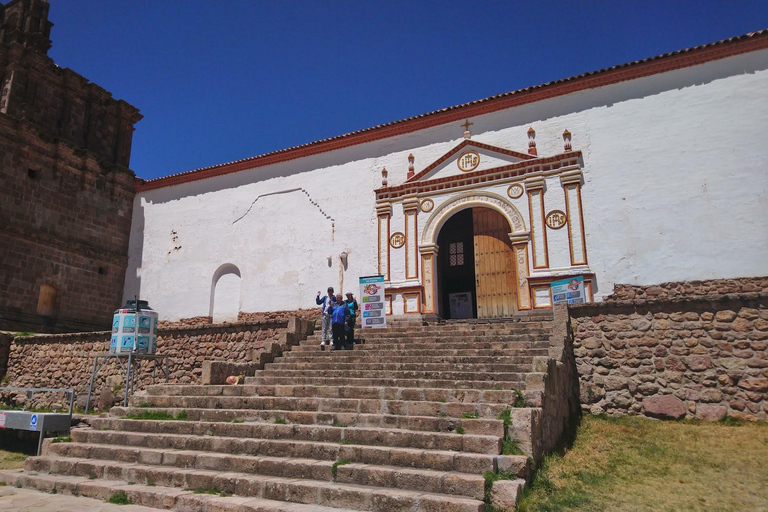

{"left": 330, "top": 293, "right": 350, "bottom": 351}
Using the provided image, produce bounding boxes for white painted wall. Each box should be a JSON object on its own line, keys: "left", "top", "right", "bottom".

{"left": 125, "top": 48, "right": 768, "bottom": 319}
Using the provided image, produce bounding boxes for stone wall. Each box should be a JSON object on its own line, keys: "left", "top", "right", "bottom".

{"left": 608, "top": 277, "right": 768, "bottom": 301}
{"left": 0, "top": 319, "right": 297, "bottom": 411}
{"left": 0, "top": 0, "right": 141, "bottom": 333}
{"left": 569, "top": 290, "right": 768, "bottom": 421}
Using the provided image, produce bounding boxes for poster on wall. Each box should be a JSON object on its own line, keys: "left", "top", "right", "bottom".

{"left": 551, "top": 276, "right": 585, "bottom": 304}
{"left": 449, "top": 292, "right": 474, "bottom": 319}
{"left": 360, "top": 275, "right": 387, "bottom": 329}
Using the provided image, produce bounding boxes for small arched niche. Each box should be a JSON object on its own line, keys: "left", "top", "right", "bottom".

{"left": 209, "top": 264, "right": 241, "bottom": 323}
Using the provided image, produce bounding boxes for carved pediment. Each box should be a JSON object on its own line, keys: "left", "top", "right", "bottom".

{"left": 407, "top": 140, "right": 535, "bottom": 183}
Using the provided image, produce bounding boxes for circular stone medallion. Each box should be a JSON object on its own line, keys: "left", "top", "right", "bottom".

{"left": 390, "top": 232, "right": 406, "bottom": 248}
{"left": 545, "top": 210, "right": 567, "bottom": 229}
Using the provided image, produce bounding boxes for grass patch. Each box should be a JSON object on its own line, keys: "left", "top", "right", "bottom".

{"left": 51, "top": 435, "right": 72, "bottom": 443}
{"left": 331, "top": 459, "right": 352, "bottom": 482}
{"left": 106, "top": 491, "right": 132, "bottom": 505}
{"left": 124, "top": 411, "right": 175, "bottom": 421}
{"left": 229, "top": 419, "right": 244, "bottom": 424}
{"left": 454, "top": 424, "right": 465, "bottom": 435}
{"left": 339, "top": 439, "right": 355, "bottom": 445}
{"left": 124, "top": 410, "right": 188, "bottom": 421}
{"left": 511, "top": 387, "right": 526, "bottom": 408}
{"left": 518, "top": 415, "right": 768, "bottom": 512}
{"left": 274, "top": 418, "right": 287, "bottom": 425}
{"left": 502, "top": 438, "right": 524, "bottom": 456}
{"left": 461, "top": 411, "right": 480, "bottom": 419}
{"left": 138, "top": 403, "right": 155, "bottom": 408}
{"left": 332, "top": 422, "right": 347, "bottom": 428}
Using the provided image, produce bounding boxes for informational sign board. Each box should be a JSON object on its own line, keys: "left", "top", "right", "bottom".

{"left": 551, "top": 276, "right": 585, "bottom": 304}
{"left": 449, "top": 292, "right": 474, "bottom": 319}
{"left": 360, "top": 275, "right": 387, "bottom": 329}
{"left": 29, "top": 413, "right": 38, "bottom": 432}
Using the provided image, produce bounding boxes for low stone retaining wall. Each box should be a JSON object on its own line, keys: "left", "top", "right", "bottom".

{"left": 0, "top": 318, "right": 310, "bottom": 411}
{"left": 569, "top": 291, "right": 768, "bottom": 421}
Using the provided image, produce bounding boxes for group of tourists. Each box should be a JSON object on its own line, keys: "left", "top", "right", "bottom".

{"left": 315, "top": 287, "right": 359, "bottom": 351}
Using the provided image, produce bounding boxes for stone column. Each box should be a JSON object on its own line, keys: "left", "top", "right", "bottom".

{"left": 419, "top": 244, "right": 438, "bottom": 314}
{"left": 376, "top": 202, "right": 392, "bottom": 280}
{"left": 509, "top": 232, "right": 532, "bottom": 310}
{"left": 525, "top": 177, "right": 548, "bottom": 269}
{"left": 402, "top": 195, "right": 420, "bottom": 280}
{"left": 560, "top": 170, "right": 588, "bottom": 266}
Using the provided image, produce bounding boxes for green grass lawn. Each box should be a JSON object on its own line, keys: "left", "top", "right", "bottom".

{"left": 519, "top": 415, "right": 768, "bottom": 512}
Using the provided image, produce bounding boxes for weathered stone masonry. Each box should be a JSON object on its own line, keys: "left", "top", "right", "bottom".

{"left": 0, "top": 0, "right": 142, "bottom": 333}
{"left": 569, "top": 278, "right": 768, "bottom": 421}
{"left": 0, "top": 319, "right": 308, "bottom": 411}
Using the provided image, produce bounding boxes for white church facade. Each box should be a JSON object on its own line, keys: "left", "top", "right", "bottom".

{"left": 124, "top": 31, "right": 768, "bottom": 323}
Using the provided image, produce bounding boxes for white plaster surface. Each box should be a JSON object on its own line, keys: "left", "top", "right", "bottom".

{"left": 125, "top": 49, "right": 768, "bottom": 319}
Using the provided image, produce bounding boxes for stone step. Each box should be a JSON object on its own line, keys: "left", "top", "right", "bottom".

{"left": 286, "top": 346, "right": 548, "bottom": 357}
{"left": 32, "top": 449, "right": 493, "bottom": 501}
{"left": 109, "top": 407, "right": 507, "bottom": 437}
{"left": 265, "top": 362, "right": 534, "bottom": 373}
{"left": 142, "top": 384, "right": 521, "bottom": 405}
{"left": 60, "top": 431, "right": 521, "bottom": 476}
{"left": 127, "top": 395, "right": 512, "bottom": 419}
{"left": 351, "top": 322, "right": 552, "bottom": 334}
{"left": 255, "top": 368, "right": 531, "bottom": 382}
{"left": 292, "top": 341, "right": 549, "bottom": 353}
{"left": 140, "top": 384, "right": 518, "bottom": 407}
{"left": 282, "top": 352, "right": 537, "bottom": 362}
{"left": 245, "top": 375, "right": 529, "bottom": 390}
{"left": 356, "top": 329, "right": 550, "bottom": 339}
{"left": 88, "top": 418, "right": 503, "bottom": 454}
{"left": 0, "top": 470, "right": 387, "bottom": 512}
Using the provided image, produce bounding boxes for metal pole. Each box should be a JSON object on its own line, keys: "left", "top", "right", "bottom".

{"left": 124, "top": 352, "right": 132, "bottom": 407}
{"left": 36, "top": 415, "right": 45, "bottom": 456}
{"left": 84, "top": 356, "right": 99, "bottom": 414}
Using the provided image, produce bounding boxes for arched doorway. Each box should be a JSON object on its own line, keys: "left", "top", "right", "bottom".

{"left": 436, "top": 207, "right": 518, "bottom": 319}
{"left": 210, "top": 264, "right": 241, "bottom": 323}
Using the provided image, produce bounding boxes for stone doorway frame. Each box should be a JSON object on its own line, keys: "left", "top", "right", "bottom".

{"left": 419, "top": 191, "right": 532, "bottom": 315}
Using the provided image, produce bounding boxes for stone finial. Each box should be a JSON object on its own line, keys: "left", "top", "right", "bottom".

{"left": 407, "top": 154, "right": 415, "bottom": 179}
{"left": 527, "top": 127, "right": 537, "bottom": 156}
{"left": 563, "top": 129, "right": 572, "bottom": 152}
{"left": 381, "top": 168, "right": 388, "bottom": 188}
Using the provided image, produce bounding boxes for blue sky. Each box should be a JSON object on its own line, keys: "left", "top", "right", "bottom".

{"left": 46, "top": 1, "right": 768, "bottom": 180}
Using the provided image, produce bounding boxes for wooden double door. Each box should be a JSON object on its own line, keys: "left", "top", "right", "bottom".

{"left": 437, "top": 207, "right": 518, "bottom": 319}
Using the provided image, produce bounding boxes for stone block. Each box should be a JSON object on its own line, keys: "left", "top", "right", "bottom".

{"left": 491, "top": 478, "right": 526, "bottom": 510}
{"left": 643, "top": 395, "right": 686, "bottom": 420}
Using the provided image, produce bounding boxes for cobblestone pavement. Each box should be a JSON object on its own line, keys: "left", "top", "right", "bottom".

{"left": 0, "top": 486, "right": 164, "bottom": 512}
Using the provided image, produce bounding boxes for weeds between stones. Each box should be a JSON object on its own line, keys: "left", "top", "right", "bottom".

{"left": 124, "top": 410, "right": 188, "bottom": 421}
{"left": 331, "top": 459, "right": 352, "bottom": 482}
{"left": 454, "top": 425, "right": 465, "bottom": 435}
{"left": 51, "top": 435, "right": 71, "bottom": 443}
{"left": 106, "top": 491, "right": 131, "bottom": 505}
{"left": 461, "top": 411, "right": 480, "bottom": 419}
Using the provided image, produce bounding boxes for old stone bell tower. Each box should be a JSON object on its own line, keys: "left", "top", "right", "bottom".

{"left": 0, "top": 0, "right": 142, "bottom": 333}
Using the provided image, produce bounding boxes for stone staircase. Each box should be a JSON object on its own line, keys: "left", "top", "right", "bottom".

{"left": 1, "top": 311, "right": 578, "bottom": 511}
